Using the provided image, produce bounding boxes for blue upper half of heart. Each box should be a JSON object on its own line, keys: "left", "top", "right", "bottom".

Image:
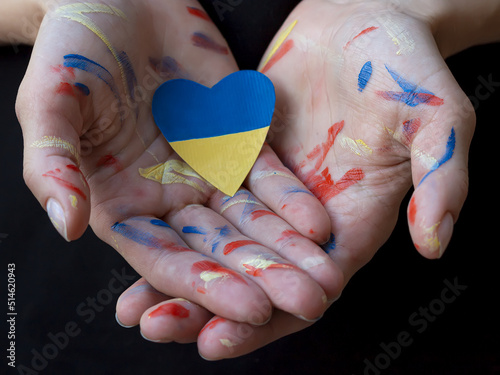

{"left": 152, "top": 70, "right": 276, "bottom": 142}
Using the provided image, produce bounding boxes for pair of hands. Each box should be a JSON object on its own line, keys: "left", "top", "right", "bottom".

{"left": 16, "top": 0, "right": 476, "bottom": 360}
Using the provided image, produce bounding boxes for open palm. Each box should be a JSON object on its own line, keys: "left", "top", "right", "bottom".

{"left": 116, "top": 0, "right": 476, "bottom": 359}
{"left": 18, "top": 0, "right": 347, "bottom": 342}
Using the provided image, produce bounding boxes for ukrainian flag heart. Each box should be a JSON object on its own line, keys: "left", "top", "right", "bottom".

{"left": 152, "top": 70, "right": 276, "bottom": 196}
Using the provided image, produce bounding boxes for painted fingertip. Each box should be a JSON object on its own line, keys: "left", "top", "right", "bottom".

{"left": 46, "top": 198, "right": 69, "bottom": 242}
{"left": 437, "top": 212, "right": 454, "bottom": 258}
{"left": 115, "top": 312, "right": 136, "bottom": 328}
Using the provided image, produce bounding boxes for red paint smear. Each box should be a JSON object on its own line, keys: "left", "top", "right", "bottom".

{"left": 402, "top": 118, "right": 422, "bottom": 145}
{"left": 223, "top": 240, "right": 260, "bottom": 255}
{"left": 250, "top": 210, "right": 280, "bottom": 221}
{"left": 191, "top": 33, "right": 229, "bottom": 55}
{"left": 191, "top": 260, "right": 247, "bottom": 284}
{"left": 281, "top": 204, "right": 287, "bottom": 210}
{"left": 42, "top": 169, "right": 87, "bottom": 200}
{"left": 261, "top": 39, "right": 294, "bottom": 74}
{"left": 96, "top": 154, "right": 121, "bottom": 172}
{"left": 51, "top": 65, "right": 75, "bottom": 79}
{"left": 276, "top": 229, "right": 300, "bottom": 243}
{"left": 159, "top": 241, "right": 193, "bottom": 252}
{"left": 187, "top": 6, "right": 211, "bottom": 21}
{"left": 243, "top": 263, "right": 296, "bottom": 277}
{"left": 344, "top": 26, "right": 379, "bottom": 49}
{"left": 304, "top": 167, "right": 365, "bottom": 205}
{"left": 306, "top": 121, "right": 344, "bottom": 170}
{"left": 66, "top": 164, "right": 79, "bottom": 172}
{"left": 196, "top": 287, "right": 207, "bottom": 294}
{"left": 55, "top": 82, "right": 76, "bottom": 97}
{"left": 199, "top": 317, "right": 226, "bottom": 336}
{"left": 409, "top": 197, "right": 417, "bottom": 225}
{"left": 148, "top": 303, "right": 190, "bottom": 319}
{"left": 376, "top": 91, "right": 445, "bottom": 106}
{"left": 66, "top": 164, "right": 90, "bottom": 189}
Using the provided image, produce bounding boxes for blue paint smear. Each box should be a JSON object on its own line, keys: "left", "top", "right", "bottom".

{"left": 111, "top": 222, "right": 162, "bottom": 248}
{"left": 182, "top": 226, "right": 208, "bottom": 235}
{"left": 117, "top": 51, "right": 137, "bottom": 101}
{"left": 358, "top": 61, "right": 372, "bottom": 92}
{"left": 74, "top": 82, "right": 90, "bottom": 96}
{"left": 385, "top": 65, "right": 434, "bottom": 95}
{"left": 383, "top": 65, "right": 438, "bottom": 107}
{"left": 419, "top": 128, "right": 456, "bottom": 185}
{"left": 149, "top": 56, "right": 191, "bottom": 80}
{"left": 284, "top": 186, "right": 315, "bottom": 197}
{"left": 64, "top": 54, "right": 121, "bottom": 103}
{"left": 211, "top": 225, "right": 231, "bottom": 252}
{"left": 321, "top": 233, "right": 336, "bottom": 254}
{"left": 150, "top": 219, "right": 171, "bottom": 228}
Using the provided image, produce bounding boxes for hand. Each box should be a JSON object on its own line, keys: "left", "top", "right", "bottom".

{"left": 115, "top": 0, "right": 478, "bottom": 359}
{"left": 17, "top": 0, "right": 343, "bottom": 333}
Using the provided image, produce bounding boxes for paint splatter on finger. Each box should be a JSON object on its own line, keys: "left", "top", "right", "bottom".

{"left": 191, "top": 32, "right": 229, "bottom": 55}
{"left": 186, "top": 6, "right": 211, "bottom": 21}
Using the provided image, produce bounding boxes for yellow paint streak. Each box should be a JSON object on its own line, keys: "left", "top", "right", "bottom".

{"left": 69, "top": 195, "right": 78, "bottom": 209}
{"left": 219, "top": 338, "right": 238, "bottom": 348}
{"left": 55, "top": 3, "right": 129, "bottom": 95}
{"left": 30, "top": 136, "right": 80, "bottom": 164}
{"left": 424, "top": 222, "right": 441, "bottom": 254}
{"left": 220, "top": 199, "right": 263, "bottom": 214}
{"left": 260, "top": 20, "right": 297, "bottom": 70}
{"left": 376, "top": 15, "right": 415, "bottom": 55}
{"left": 139, "top": 160, "right": 206, "bottom": 192}
{"left": 339, "top": 135, "right": 373, "bottom": 156}
{"left": 251, "top": 170, "right": 300, "bottom": 183}
{"left": 384, "top": 127, "right": 438, "bottom": 169}
{"left": 199, "top": 271, "right": 228, "bottom": 283}
{"left": 243, "top": 256, "right": 294, "bottom": 271}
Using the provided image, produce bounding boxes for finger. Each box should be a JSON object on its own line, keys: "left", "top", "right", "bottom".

{"left": 245, "top": 143, "right": 332, "bottom": 244}
{"left": 169, "top": 205, "right": 328, "bottom": 321}
{"left": 17, "top": 54, "right": 91, "bottom": 241}
{"left": 402, "top": 61, "right": 475, "bottom": 259}
{"left": 408, "top": 97, "right": 474, "bottom": 258}
{"left": 209, "top": 187, "right": 343, "bottom": 301}
{"left": 95, "top": 215, "right": 272, "bottom": 324}
{"left": 198, "top": 311, "right": 310, "bottom": 360}
{"left": 116, "top": 278, "right": 169, "bottom": 328}
{"left": 140, "top": 298, "right": 213, "bottom": 344}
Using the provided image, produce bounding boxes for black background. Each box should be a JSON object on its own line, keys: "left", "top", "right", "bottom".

{"left": 1, "top": 1, "right": 499, "bottom": 374}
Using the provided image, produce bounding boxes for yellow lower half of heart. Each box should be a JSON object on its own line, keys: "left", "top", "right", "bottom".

{"left": 170, "top": 126, "right": 269, "bottom": 196}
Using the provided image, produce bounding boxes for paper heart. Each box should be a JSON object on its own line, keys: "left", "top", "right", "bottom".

{"left": 152, "top": 70, "right": 276, "bottom": 196}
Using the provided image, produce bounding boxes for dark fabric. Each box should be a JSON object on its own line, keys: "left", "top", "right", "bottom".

{"left": 1, "top": 1, "right": 499, "bottom": 374}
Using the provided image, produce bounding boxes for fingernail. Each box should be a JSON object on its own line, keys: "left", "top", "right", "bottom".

{"left": 115, "top": 312, "right": 135, "bottom": 328}
{"left": 293, "top": 313, "right": 323, "bottom": 323}
{"left": 140, "top": 331, "right": 162, "bottom": 343}
{"left": 47, "top": 198, "right": 69, "bottom": 242}
{"left": 437, "top": 212, "right": 454, "bottom": 258}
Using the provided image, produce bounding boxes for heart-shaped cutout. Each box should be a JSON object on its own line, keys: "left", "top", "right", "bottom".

{"left": 152, "top": 70, "right": 276, "bottom": 196}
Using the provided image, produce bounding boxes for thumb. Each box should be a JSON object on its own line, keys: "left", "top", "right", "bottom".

{"left": 17, "top": 64, "right": 91, "bottom": 242}
{"left": 407, "top": 75, "right": 475, "bottom": 259}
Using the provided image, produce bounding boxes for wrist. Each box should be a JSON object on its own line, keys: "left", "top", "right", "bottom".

{"left": 0, "top": 0, "right": 47, "bottom": 47}
{"left": 402, "top": 0, "right": 500, "bottom": 57}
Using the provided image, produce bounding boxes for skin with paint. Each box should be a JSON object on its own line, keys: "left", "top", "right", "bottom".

{"left": 5, "top": 0, "right": 498, "bottom": 361}
{"left": 11, "top": 0, "right": 345, "bottom": 357}
{"left": 115, "top": 0, "right": 493, "bottom": 360}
